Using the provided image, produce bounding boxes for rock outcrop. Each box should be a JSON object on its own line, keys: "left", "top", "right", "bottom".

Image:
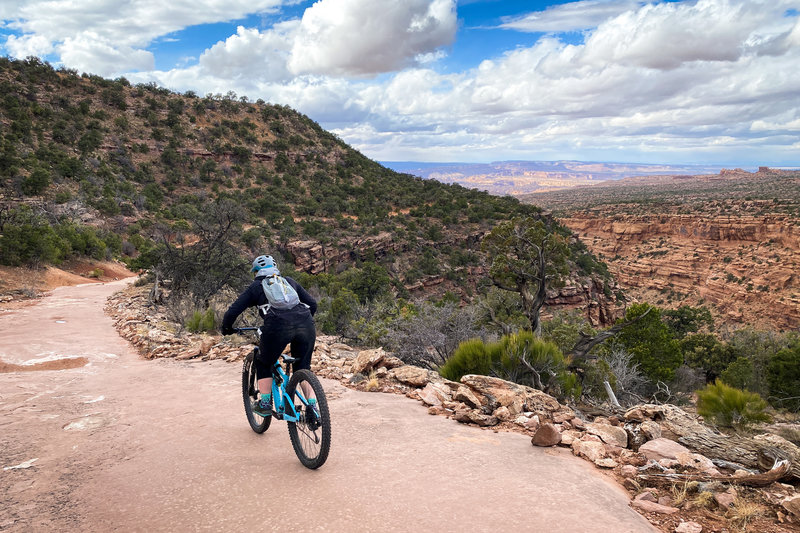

{"left": 562, "top": 213, "right": 800, "bottom": 329}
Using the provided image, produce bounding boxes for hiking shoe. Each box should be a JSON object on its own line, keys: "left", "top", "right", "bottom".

{"left": 253, "top": 395, "right": 272, "bottom": 417}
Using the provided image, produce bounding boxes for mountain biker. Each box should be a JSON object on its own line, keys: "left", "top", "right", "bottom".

{"left": 221, "top": 254, "right": 317, "bottom": 417}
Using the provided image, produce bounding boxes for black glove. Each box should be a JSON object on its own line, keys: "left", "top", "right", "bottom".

{"left": 221, "top": 325, "right": 235, "bottom": 336}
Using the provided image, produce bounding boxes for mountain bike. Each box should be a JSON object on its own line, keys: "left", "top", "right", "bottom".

{"left": 237, "top": 326, "right": 331, "bottom": 469}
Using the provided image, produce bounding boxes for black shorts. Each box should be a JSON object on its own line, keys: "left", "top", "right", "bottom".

{"left": 255, "top": 312, "right": 315, "bottom": 378}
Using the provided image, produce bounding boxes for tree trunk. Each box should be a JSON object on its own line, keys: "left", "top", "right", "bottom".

{"left": 519, "top": 246, "right": 548, "bottom": 337}
{"left": 635, "top": 404, "right": 800, "bottom": 480}
{"left": 569, "top": 307, "right": 652, "bottom": 361}
{"left": 148, "top": 270, "right": 161, "bottom": 305}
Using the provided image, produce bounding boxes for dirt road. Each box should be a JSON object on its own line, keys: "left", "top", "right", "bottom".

{"left": 0, "top": 280, "right": 656, "bottom": 532}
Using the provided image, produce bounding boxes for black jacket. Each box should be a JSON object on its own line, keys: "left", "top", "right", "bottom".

{"left": 222, "top": 276, "right": 317, "bottom": 331}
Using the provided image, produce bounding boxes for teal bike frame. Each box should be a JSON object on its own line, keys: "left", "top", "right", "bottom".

{"left": 237, "top": 326, "right": 312, "bottom": 422}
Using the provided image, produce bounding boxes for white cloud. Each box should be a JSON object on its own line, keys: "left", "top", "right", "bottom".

{"left": 2, "top": 0, "right": 290, "bottom": 75}
{"left": 6, "top": 0, "right": 288, "bottom": 47}
{"left": 5, "top": 32, "right": 53, "bottom": 57}
{"left": 287, "top": 0, "right": 457, "bottom": 76}
{"left": 198, "top": 24, "right": 295, "bottom": 83}
{"left": 58, "top": 32, "right": 155, "bottom": 76}
{"left": 500, "top": 0, "right": 641, "bottom": 33}
{"left": 578, "top": 0, "right": 774, "bottom": 69}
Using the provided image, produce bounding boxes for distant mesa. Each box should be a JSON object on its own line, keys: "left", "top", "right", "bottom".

{"left": 382, "top": 160, "right": 730, "bottom": 196}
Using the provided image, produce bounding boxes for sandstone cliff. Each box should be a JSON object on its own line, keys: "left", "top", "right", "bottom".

{"left": 562, "top": 213, "right": 800, "bottom": 329}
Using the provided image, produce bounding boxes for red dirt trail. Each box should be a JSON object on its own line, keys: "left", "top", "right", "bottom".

{"left": 0, "top": 280, "right": 655, "bottom": 532}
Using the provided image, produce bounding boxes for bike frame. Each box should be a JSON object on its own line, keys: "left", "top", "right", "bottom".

{"left": 239, "top": 326, "right": 312, "bottom": 423}
{"left": 270, "top": 358, "right": 311, "bottom": 422}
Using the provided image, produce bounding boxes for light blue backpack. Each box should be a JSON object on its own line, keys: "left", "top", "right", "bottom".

{"left": 261, "top": 274, "right": 300, "bottom": 311}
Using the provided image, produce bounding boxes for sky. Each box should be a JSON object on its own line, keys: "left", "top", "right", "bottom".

{"left": 1, "top": 0, "right": 799, "bottom": 166}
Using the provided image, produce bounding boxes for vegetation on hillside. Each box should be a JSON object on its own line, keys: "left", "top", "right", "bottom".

{"left": 0, "top": 57, "right": 545, "bottom": 277}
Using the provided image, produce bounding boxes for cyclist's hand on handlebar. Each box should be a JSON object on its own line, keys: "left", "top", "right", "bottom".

{"left": 221, "top": 325, "right": 235, "bottom": 336}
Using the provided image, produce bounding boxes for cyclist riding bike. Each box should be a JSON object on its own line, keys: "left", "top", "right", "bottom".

{"left": 221, "top": 254, "right": 317, "bottom": 418}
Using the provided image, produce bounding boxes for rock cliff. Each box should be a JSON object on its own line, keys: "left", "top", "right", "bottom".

{"left": 287, "top": 231, "right": 623, "bottom": 326}
{"left": 562, "top": 213, "right": 800, "bottom": 329}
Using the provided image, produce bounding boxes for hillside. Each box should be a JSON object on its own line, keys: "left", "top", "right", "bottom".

{"left": 0, "top": 58, "right": 524, "bottom": 282}
{"left": 525, "top": 168, "right": 800, "bottom": 330}
{"left": 0, "top": 57, "right": 618, "bottom": 323}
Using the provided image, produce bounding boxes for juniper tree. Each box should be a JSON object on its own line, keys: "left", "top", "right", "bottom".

{"left": 481, "top": 217, "right": 568, "bottom": 336}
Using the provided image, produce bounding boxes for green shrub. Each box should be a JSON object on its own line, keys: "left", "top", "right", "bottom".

{"left": 186, "top": 308, "right": 216, "bottom": 333}
{"left": 719, "top": 356, "right": 755, "bottom": 391}
{"left": 440, "top": 332, "right": 580, "bottom": 401}
{"left": 439, "top": 338, "right": 497, "bottom": 382}
{"left": 495, "top": 331, "right": 565, "bottom": 390}
{"left": 616, "top": 303, "right": 682, "bottom": 382}
{"left": 21, "top": 167, "right": 50, "bottom": 195}
{"left": 767, "top": 344, "right": 800, "bottom": 411}
{"left": 696, "top": 380, "right": 771, "bottom": 428}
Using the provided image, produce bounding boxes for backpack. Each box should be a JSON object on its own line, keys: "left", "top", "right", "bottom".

{"left": 260, "top": 274, "right": 300, "bottom": 312}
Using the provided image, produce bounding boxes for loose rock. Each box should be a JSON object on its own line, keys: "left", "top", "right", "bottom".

{"left": 639, "top": 438, "right": 691, "bottom": 462}
{"left": 531, "top": 423, "right": 562, "bottom": 447}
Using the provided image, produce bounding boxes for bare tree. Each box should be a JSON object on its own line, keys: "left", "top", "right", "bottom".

{"left": 384, "top": 301, "right": 486, "bottom": 369}
{"left": 602, "top": 344, "right": 650, "bottom": 406}
{"left": 155, "top": 199, "right": 249, "bottom": 309}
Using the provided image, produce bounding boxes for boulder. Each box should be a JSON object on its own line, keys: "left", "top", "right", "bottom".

{"left": 390, "top": 365, "right": 431, "bottom": 387}
{"left": 620, "top": 465, "right": 638, "bottom": 478}
{"left": 572, "top": 440, "right": 606, "bottom": 462}
{"left": 381, "top": 356, "right": 406, "bottom": 369}
{"left": 586, "top": 422, "right": 628, "bottom": 448}
{"left": 640, "top": 420, "right": 662, "bottom": 441}
{"left": 454, "top": 385, "right": 483, "bottom": 408}
{"left": 675, "top": 452, "right": 721, "bottom": 475}
{"left": 176, "top": 345, "right": 202, "bottom": 360}
{"left": 595, "top": 458, "right": 618, "bottom": 469}
{"left": 674, "top": 522, "right": 703, "bottom": 533}
{"left": 417, "top": 383, "right": 452, "bottom": 406}
{"left": 531, "top": 423, "right": 562, "bottom": 447}
{"left": 713, "top": 488, "right": 736, "bottom": 509}
{"left": 330, "top": 342, "right": 354, "bottom": 351}
{"left": 639, "top": 438, "right": 691, "bottom": 462}
{"left": 454, "top": 408, "right": 498, "bottom": 427}
{"left": 493, "top": 406, "right": 512, "bottom": 422}
{"left": 559, "top": 430, "right": 583, "bottom": 446}
{"left": 460, "top": 374, "right": 564, "bottom": 417}
{"left": 635, "top": 491, "right": 657, "bottom": 503}
{"left": 624, "top": 408, "right": 646, "bottom": 422}
{"left": 417, "top": 384, "right": 443, "bottom": 407}
{"left": 782, "top": 495, "right": 800, "bottom": 518}
{"left": 351, "top": 348, "right": 387, "bottom": 374}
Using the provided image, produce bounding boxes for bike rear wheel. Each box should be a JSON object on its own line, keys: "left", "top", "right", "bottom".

{"left": 242, "top": 350, "right": 271, "bottom": 433}
{"left": 286, "top": 369, "right": 331, "bottom": 469}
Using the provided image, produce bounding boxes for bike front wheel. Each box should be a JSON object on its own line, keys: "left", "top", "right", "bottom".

{"left": 286, "top": 369, "right": 331, "bottom": 469}
{"left": 242, "top": 351, "right": 271, "bottom": 434}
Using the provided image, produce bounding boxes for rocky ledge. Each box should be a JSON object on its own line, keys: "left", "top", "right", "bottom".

{"left": 106, "top": 284, "right": 800, "bottom": 532}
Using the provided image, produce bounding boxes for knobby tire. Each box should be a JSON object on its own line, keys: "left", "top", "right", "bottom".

{"left": 286, "top": 369, "right": 331, "bottom": 469}
{"left": 242, "top": 351, "right": 271, "bottom": 434}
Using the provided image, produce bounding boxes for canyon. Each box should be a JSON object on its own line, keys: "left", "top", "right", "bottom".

{"left": 527, "top": 168, "right": 800, "bottom": 331}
